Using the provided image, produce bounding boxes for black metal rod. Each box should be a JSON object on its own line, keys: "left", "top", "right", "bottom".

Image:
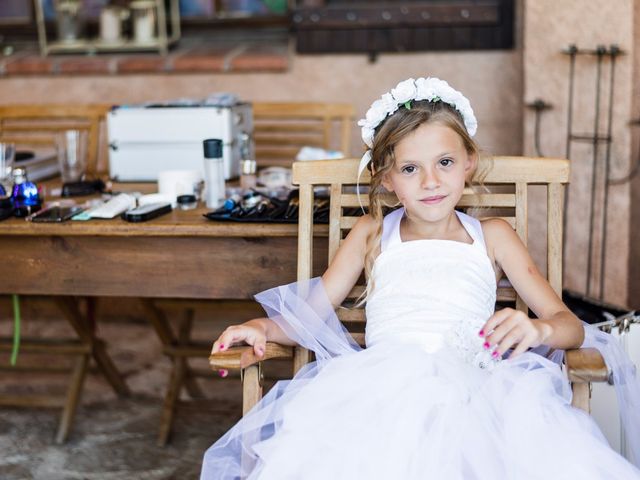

{"left": 565, "top": 44, "right": 577, "bottom": 160}
{"left": 598, "top": 45, "right": 619, "bottom": 300}
{"left": 563, "top": 45, "right": 578, "bottom": 278}
{"left": 586, "top": 45, "right": 607, "bottom": 297}
{"left": 534, "top": 107, "right": 543, "bottom": 157}
{"left": 526, "top": 99, "right": 552, "bottom": 157}
{"left": 569, "top": 134, "right": 612, "bottom": 142}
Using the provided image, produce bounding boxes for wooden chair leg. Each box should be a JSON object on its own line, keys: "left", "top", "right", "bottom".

{"left": 571, "top": 382, "right": 591, "bottom": 413}
{"left": 158, "top": 357, "right": 187, "bottom": 446}
{"left": 55, "top": 297, "right": 130, "bottom": 397}
{"left": 240, "top": 364, "right": 263, "bottom": 474}
{"left": 242, "top": 363, "right": 263, "bottom": 416}
{"left": 56, "top": 353, "right": 90, "bottom": 444}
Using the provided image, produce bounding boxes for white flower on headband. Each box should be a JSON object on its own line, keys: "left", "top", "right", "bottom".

{"left": 358, "top": 77, "right": 477, "bottom": 149}
{"left": 390, "top": 78, "right": 417, "bottom": 104}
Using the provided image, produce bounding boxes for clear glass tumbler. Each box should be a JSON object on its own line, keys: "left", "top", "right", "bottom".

{"left": 0, "top": 142, "right": 15, "bottom": 195}
{"left": 57, "top": 130, "right": 87, "bottom": 183}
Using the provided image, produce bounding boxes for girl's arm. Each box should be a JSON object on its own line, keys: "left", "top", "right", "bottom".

{"left": 321, "top": 213, "right": 375, "bottom": 308}
{"left": 212, "top": 214, "right": 374, "bottom": 358}
{"left": 480, "top": 218, "right": 585, "bottom": 359}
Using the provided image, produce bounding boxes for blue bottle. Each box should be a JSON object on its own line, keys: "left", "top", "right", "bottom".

{"left": 11, "top": 168, "right": 41, "bottom": 217}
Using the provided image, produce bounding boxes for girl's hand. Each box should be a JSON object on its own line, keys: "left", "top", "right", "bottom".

{"left": 211, "top": 320, "right": 268, "bottom": 377}
{"left": 478, "top": 308, "right": 552, "bottom": 360}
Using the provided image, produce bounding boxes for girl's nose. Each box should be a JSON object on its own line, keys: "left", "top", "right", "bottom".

{"left": 421, "top": 169, "right": 440, "bottom": 189}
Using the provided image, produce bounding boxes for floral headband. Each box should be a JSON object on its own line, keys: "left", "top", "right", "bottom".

{"left": 356, "top": 77, "right": 477, "bottom": 178}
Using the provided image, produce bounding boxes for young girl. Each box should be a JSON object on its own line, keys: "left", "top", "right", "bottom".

{"left": 202, "top": 77, "right": 640, "bottom": 479}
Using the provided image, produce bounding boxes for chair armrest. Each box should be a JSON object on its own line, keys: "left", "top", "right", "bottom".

{"left": 209, "top": 342, "right": 294, "bottom": 370}
{"left": 565, "top": 347, "right": 611, "bottom": 384}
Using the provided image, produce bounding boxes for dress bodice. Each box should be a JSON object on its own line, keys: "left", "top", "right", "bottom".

{"left": 365, "top": 208, "right": 499, "bottom": 367}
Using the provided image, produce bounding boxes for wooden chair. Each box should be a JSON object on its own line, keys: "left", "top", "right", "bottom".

{"left": 0, "top": 104, "right": 111, "bottom": 176}
{"left": 252, "top": 102, "right": 354, "bottom": 167}
{"left": 210, "top": 156, "right": 608, "bottom": 416}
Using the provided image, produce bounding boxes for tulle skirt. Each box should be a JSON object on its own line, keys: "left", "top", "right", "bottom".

{"left": 201, "top": 279, "right": 640, "bottom": 479}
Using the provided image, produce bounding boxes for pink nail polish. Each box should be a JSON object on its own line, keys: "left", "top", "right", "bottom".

{"left": 218, "top": 369, "right": 225, "bottom": 377}
{"left": 478, "top": 330, "right": 485, "bottom": 337}
{"left": 492, "top": 350, "right": 500, "bottom": 358}
{"left": 219, "top": 344, "right": 225, "bottom": 349}
{"left": 483, "top": 341, "right": 490, "bottom": 349}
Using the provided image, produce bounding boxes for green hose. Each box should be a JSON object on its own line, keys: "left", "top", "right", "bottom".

{"left": 11, "top": 294, "right": 20, "bottom": 366}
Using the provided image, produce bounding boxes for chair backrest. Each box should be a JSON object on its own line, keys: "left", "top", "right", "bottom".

{"left": 253, "top": 102, "right": 354, "bottom": 167}
{"left": 0, "top": 104, "right": 111, "bottom": 176}
{"left": 291, "top": 156, "right": 570, "bottom": 371}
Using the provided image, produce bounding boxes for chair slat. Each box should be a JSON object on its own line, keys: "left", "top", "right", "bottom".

{"left": 547, "top": 183, "right": 564, "bottom": 296}
{"left": 255, "top": 124, "right": 325, "bottom": 134}
{"left": 292, "top": 158, "right": 570, "bottom": 186}
{"left": 328, "top": 184, "right": 342, "bottom": 263}
{"left": 253, "top": 102, "right": 354, "bottom": 168}
{"left": 340, "top": 216, "right": 359, "bottom": 230}
{"left": 254, "top": 135, "right": 325, "bottom": 147}
{"left": 337, "top": 308, "right": 366, "bottom": 323}
{"left": 497, "top": 288, "right": 517, "bottom": 302}
{"left": 297, "top": 184, "right": 314, "bottom": 282}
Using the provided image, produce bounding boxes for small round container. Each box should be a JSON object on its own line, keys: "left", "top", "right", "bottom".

{"left": 176, "top": 194, "right": 197, "bottom": 210}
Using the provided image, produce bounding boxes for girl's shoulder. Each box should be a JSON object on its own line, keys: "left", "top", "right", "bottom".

{"left": 479, "top": 217, "right": 526, "bottom": 267}
{"left": 352, "top": 213, "right": 378, "bottom": 237}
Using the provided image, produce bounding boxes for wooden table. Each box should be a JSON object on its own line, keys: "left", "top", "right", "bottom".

{"left": 0, "top": 199, "right": 328, "bottom": 443}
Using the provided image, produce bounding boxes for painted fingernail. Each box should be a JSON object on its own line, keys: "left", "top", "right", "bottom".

{"left": 478, "top": 330, "right": 485, "bottom": 337}
{"left": 219, "top": 344, "right": 225, "bottom": 350}
{"left": 492, "top": 350, "right": 500, "bottom": 359}
{"left": 218, "top": 369, "right": 228, "bottom": 377}
{"left": 483, "top": 341, "right": 490, "bottom": 350}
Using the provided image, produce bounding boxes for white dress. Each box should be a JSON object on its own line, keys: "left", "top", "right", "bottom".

{"left": 201, "top": 208, "right": 640, "bottom": 480}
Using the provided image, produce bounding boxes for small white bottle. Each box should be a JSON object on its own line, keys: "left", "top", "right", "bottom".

{"left": 203, "top": 139, "right": 226, "bottom": 209}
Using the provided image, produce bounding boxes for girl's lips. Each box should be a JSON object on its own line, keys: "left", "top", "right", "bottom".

{"left": 420, "top": 195, "right": 447, "bottom": 205}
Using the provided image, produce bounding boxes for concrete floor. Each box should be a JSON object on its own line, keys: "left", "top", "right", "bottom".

{"left": 0, "top": 297, "right": 281, "bottom": 480}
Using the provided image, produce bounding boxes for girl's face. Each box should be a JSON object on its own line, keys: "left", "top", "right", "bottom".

{"left": 381, "top": 122, "right": 476, "bottom": 224}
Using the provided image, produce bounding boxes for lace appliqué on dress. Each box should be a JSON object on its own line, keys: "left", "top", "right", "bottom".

{"left": 444, "top": 318, "right": 502, "bottom": 371}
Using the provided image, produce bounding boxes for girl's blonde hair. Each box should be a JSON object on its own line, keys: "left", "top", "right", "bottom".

{"left": 360, "top": 100, "right": 487, "bottom": 302}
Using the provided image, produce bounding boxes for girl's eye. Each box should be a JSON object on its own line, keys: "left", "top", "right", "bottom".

{"left": 439, "top": 158, "right": 454, "bottom": 167}
{"left": 401, "top": 165, "right": 416, "bottom": 174}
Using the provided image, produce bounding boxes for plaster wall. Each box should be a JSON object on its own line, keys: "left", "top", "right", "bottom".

{"left": 523, "top": 0, "right": 635, "bottom": 307}
{"left": 0, "top": 50, "right": 523, "bottom": 159}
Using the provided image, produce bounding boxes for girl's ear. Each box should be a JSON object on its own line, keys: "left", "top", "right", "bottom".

{"left": 380, "top": 172, "right": 394, "bottom": 192}
{"left": 464, "top": 152, "right": 478, "bottom": 179}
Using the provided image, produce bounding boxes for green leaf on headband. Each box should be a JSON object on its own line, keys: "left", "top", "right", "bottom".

{"left": 404, "top": 101, "right": 412, "bottom": 110}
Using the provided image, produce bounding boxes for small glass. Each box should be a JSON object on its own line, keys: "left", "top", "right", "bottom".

{"left": 0, "top": 142, "right": 15, "bottom": 195}
{"left": 57, "top": 130, "right": 87, "bottom": 183}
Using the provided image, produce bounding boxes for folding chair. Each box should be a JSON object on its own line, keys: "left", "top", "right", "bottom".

{"left": 253, "top": 102, "right": 354, "bottom": 167}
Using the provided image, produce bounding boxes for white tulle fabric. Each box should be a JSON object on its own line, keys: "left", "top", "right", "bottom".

{"left": 201, "top": 209, "right": 640, "bottom": 479}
